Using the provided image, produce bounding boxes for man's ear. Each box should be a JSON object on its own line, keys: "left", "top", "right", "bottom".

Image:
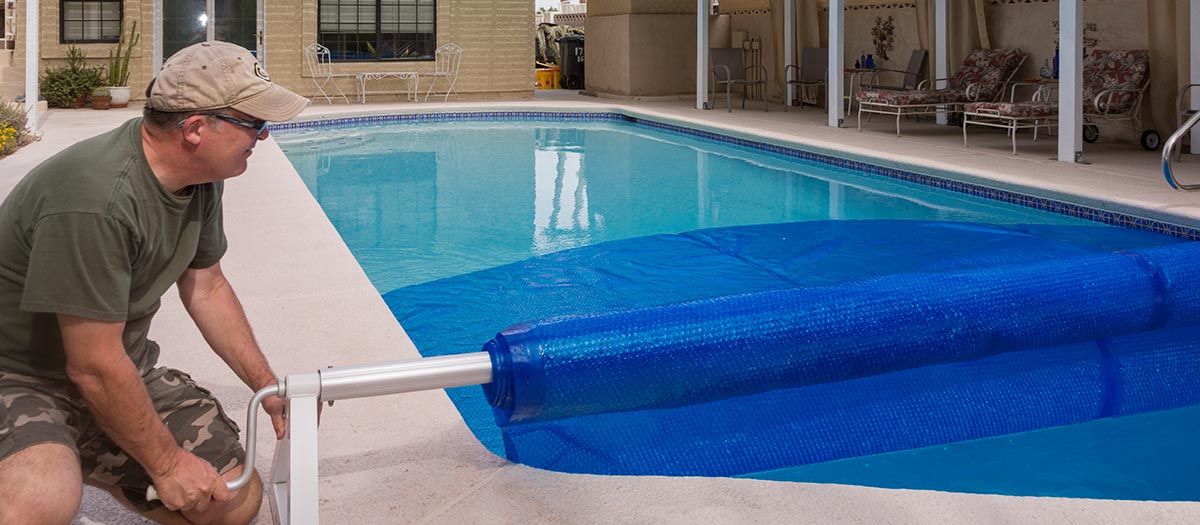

{"left": 178, "top": 115, "right": 206, "bottom": 146}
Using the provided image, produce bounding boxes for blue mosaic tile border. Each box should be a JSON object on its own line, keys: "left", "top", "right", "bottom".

{"left": 271, "top": 111, "right": 1200, "bottom": 241}
{"left": 270, "top": 111, "right": 630, "bottom": 132}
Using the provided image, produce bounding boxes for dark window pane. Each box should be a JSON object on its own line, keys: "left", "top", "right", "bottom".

{"left": 61, "top": 1, "right": 122, "bottom": 43}
{"left": 318, "top": 0, "right": 437, "bottom": 61}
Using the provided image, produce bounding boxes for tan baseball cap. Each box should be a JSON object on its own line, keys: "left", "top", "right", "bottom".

{"left": 147, "top": 41, "right": 308, "bottom": 122}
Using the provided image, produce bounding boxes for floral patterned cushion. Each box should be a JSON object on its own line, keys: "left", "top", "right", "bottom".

{"left": 965, "top": 101, "right": 1058, "bottom": 118}
{"left": 856, "top": 88, "right": 966, "bottom": 106}
{"left": 949, "top": 48, "right": 1026, "bottom": 101}
{"left": 1081, "top": 49, "right": 1149, "bottom": 115}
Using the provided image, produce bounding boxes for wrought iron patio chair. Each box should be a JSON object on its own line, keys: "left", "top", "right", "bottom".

{"left": 709, "top": 47, "right": 769, "bottom": 112}
{"left": 1079, "top": 49, "right": 1157, "bottom": 150}
{"left": 857, "top": 48, "right": 1026, "bottom": 136}
{"left": 861, "top": 49, "right": 928, "bottom": 91}
{"left": 303, "top": 43, "right": 352, "bottom": 104}
{"left": 422, "top": 43, "right": 463, "bottom": 102}
{"left": 783, "top": 47, "right": 827, "bottom": 112}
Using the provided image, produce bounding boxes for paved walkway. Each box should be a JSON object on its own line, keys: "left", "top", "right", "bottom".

{"left": 2, "top": 96, "right": 1198, "bottom": 524}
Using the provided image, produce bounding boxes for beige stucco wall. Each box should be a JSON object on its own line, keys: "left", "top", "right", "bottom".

{"left": 585, "top": 15, "right": 631, "bottom": 95}
{"left": 12, "top": 0, "right": 533, "bottom": 103}
{"left": 987, "top": 0, "right": 1148, "bottom": 82}
{"left": 586, "top": 2, "right": 699, "bottom": 98}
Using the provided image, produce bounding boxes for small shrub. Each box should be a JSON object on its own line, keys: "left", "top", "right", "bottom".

{"left": 0, "top": 99, "right": 33, "bottom": 157}
{"left": 40, "top": 45, "right": 105, "bottom": 108}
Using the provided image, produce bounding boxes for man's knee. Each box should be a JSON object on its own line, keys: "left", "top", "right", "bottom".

{"left": 181, "top": 466, "right": 264, "bottom": 525}
{"left": 0, "top": 443, "right": 84, "bottom": 524}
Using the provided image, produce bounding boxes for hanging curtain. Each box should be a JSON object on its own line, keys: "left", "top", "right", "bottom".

{"left": 1147, "top": 0, "right": 1192, "bottom": 138}
{"left": 770, "top": 0, "right": 822, "bottom": 100}
{"left": 915, "top": 0, "right": 987, "bottom": 85}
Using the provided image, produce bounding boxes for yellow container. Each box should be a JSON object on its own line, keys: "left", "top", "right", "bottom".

{"left": 536, "top": 68, "right": 560, "bottom": 89}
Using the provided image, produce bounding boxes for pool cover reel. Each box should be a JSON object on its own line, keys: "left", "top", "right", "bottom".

{"left": 387, "top": 221, "right": 1200, "bottom": 476}
{"left": 482, "top": 244, "right": 1200, "bottom": 424}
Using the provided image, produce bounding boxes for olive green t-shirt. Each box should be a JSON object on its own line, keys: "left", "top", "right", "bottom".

{"left": 0, "top": 118, "right": 227, "bottom": 381}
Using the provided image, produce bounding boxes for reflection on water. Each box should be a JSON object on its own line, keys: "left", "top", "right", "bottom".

{"left": 277, "top": 120, "right": 1092, "bottom": 291}
{"left": 534, "top": 148, "right": 595, "bottom": 254}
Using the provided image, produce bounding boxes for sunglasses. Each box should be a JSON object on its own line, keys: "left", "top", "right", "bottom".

{"left": 178, "top": 113, "right": 270, "bottom": 135}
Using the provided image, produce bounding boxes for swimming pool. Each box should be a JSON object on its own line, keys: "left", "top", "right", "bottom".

{"left": 275, "top": 113, "right": 1199, "bottom": 501}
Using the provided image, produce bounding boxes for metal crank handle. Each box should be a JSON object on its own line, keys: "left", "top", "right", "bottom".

{"left": 146, "top": 384, "right": 283, "bottom": 501}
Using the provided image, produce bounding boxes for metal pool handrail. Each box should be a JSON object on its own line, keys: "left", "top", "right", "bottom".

{"left": 1163, "top": 109, "right": 1200, "bottom": 191}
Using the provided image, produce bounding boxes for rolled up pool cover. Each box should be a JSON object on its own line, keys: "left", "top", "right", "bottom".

{"left": 386, "top": 221, "right": 1200, "bottom": 479}
{"left": 483, "top": 243, "right": 1200, "bottom": 425}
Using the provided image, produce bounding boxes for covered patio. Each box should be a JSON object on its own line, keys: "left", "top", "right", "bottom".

{"left": 587, "top": 0, "right": 1198, "bottom": 169}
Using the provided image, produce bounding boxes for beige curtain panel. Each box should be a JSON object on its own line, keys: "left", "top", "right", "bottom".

{"left": 916, "top": 0, "right": 988, "bottom": 85}
{"left": 1147, "top": 0, "right": 1192, "bottom": 136}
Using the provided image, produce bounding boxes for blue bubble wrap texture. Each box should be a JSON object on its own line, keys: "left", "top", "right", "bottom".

{"left": 383, "top": 221, "right": 1200, "bottom": 476}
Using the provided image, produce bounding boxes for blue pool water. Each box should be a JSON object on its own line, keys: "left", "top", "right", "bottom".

{"left": 276, "top": 117, "right": 1199, "bottom": 501}
{"left": 277, "top": 119, "right": 1100, "bottom": 292}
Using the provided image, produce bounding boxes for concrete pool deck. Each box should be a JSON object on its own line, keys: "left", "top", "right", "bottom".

{"left": 2, "top": 93, "right": 1199, "bottom": 524}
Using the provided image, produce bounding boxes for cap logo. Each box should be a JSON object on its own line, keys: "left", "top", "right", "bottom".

{"left": 253, "top": 61, "right": 271, "bottom": 82}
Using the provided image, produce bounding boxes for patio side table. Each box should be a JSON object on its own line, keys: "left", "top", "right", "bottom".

{"left": 356, "top": 72, "right": 419, "bottom": 103}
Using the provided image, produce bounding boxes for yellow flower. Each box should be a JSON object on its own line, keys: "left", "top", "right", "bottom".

{"left": 0, "top": 123, "right": 18, "bottom": 155}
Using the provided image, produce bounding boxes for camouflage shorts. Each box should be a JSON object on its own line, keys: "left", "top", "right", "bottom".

{"left": 0, "top": 367, "right": 244, "bottom": 511}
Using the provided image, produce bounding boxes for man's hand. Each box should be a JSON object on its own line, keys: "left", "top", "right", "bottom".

{"left": 147, "top": 448, "right": 231, "bottom": 512}
{"left": 263, "top": 394, "right": 287, "bottom": 439}
{"left": 260, "top": 385, "right": 324, "bottom": 440}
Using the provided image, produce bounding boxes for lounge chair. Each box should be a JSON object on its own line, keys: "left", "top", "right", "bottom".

{"left": 857, "top": 48, "right": 1026, "bottom": 136}
{"left": 963, "top": 49, "right": 1157, "bottom": 153}
{"left": 709, "top": 47, "right": 769, "bottom": 113}
{"left": 961, "top": 87, "right": 1058, "bottom": 154}
{"left": 1080, "top": 49, "right": 1157, "bottom": 149}
{"left": 783, "top": 47, "right": 827, "bottom": 112}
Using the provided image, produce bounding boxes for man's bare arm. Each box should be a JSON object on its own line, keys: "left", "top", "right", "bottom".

{"left": 59, "top": 315, "right": 230, "bottom": 511}
{"left": 176, "top": 262, "right": 286, "bottom": 437}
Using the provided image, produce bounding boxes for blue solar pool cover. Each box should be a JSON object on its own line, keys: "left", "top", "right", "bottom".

{"left": 383, "top": 221, "right": 1200, "bottom": 477}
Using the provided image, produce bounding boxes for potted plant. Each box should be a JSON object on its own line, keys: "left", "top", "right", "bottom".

{"left": 40, "top": 45, "right": 104, "bottom": 108}
{"left": 90, "top": 87, "right": 112, "bottom": 110}
{"left": 105, "top": 21, "right": 140, "bottom": 108}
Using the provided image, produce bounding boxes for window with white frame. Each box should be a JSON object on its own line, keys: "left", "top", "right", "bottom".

{"left": 318, "top": 0, "right": 436, "bottom": 61}
{"left": 60, "top": 0, "right": 122, "bottom": 43}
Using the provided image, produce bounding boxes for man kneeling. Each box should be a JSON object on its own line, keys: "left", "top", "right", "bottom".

{"left": 0, "top": 41, "right": 308, "bottom": 524}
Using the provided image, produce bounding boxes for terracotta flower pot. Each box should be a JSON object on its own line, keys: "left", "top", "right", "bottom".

{"left": 91, "top": 96, "right": 112, "bottom": 110}
{"left": 69, "top": 95, "right": 86, "bottom": 109}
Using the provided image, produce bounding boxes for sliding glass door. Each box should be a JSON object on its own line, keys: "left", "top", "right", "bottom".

{"left": 160, "top": 0, "right": 262, "bottom": 65}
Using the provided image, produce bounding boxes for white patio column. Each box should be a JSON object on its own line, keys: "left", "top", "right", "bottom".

{"left": 154, "top": 0, "right": 163, "bottom": 70}
{"left": 697, "top": 0, "right": 709, "bottom": 110}
{"left": 1191, "top": 0, "right": 1199, "bottom": 154}
{"left": 785, "top": 0, "right": 795, "bottom": 108}
{"left": 1058, "top": 0, "right": 1083, "bottom": 163}
{"left": 934, "top": 0, "right": 948, "bottom": 125}
{"left": 205, "top": 0, "right": 216, "bottom": 41}
{"left": 24, "top": 0, "right": 39, "bottom": 130}
{"left": 827, "top": 0, "right": 844, "bottom": 127}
